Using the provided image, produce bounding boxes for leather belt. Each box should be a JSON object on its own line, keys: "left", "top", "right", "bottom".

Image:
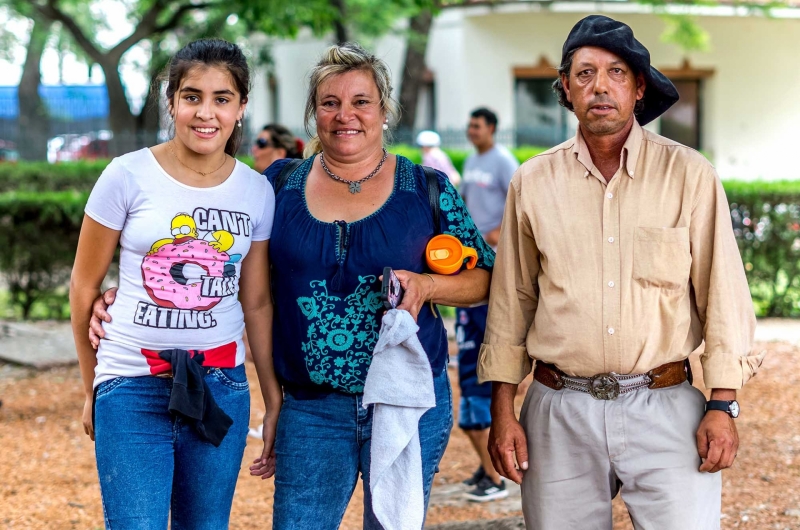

{"left": 534, "top": 360, "right": 690, "bottom": 400}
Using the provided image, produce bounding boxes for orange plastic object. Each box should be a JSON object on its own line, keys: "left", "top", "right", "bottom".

{"left": 425, "top": 234, "right": 478, "bottom": 275}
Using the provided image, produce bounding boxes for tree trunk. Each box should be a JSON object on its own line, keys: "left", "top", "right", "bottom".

{"left": 17, "top": 17, "right": 52, "bottom": 161}
{"left": 135, "top": 68, "right": 162, "bottom": 148}
{"left": 398, "top": 10, "right": 434, "bottom": 132}
{"left": 330, "top": 0, "right": 350, "bottom": 44}
{"left": 98, "top": 58, "right": 138, "bottom": 155}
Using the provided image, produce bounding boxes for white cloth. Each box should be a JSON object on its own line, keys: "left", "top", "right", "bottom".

{"left": 362, "top": 309, "right": 436, "bottom": 530}
{"left": 85, "top": 148, "right": 274, "bottom": 387}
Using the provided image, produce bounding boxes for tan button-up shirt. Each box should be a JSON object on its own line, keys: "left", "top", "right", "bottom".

{"left": 478, "top": 122, "right": 763, "bottom": 390}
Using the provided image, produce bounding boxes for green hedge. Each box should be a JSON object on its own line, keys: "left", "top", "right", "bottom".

{"left": 0, "top": 191, "right": 87, "bottom": 318}
{"left": 1, "top": 159, "right": 799, "bottom": 318}
{"left": 0, "top": 161, "right": 109, "bottom": 193}
{"left": 725, "top": 181, "right": 800, "bottom": 317}
{"left": 389, "top": 145, "right": 549, "bottom": 175}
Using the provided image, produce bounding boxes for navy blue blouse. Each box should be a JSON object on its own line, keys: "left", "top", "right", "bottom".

{"left": 267, "top": 155, "right": 494, "bottom": 395}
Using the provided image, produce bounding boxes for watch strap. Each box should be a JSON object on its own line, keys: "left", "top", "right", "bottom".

{"left": 706, "top": 400, "right": 732, "bottom": 414}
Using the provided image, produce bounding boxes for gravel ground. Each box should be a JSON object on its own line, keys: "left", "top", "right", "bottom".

{"left": 1, "top": 340, "right": 798, "bottom": 529}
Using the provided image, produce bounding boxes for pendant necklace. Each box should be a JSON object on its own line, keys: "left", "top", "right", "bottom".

{"left": 320, "top": 148, "right": 388, "bottom": 194}
{"left": 168, "top": 140, "right": 229, "bottom": 177}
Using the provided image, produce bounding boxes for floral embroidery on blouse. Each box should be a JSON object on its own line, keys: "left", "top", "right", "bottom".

{"left": 439, "top": 180, "right": 496, "bottom": 269}
{"left": 296, "top": 275, "right": 383, "bottom": 393}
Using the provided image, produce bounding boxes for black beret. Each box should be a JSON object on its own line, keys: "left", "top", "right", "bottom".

{"left": 562, "top": 15, "right": 679, "bottom": 125}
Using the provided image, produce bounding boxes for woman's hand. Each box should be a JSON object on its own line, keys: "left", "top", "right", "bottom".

{"left": 249, "top": 411, "right": 279, "bottom": 480}
{"left": 82, "top": 395, "right": 95, "bottom": 441}
{"left": 89, "top": 287, "right": 117, "bottom": 348}
{"left": 390, "top": 270, "right": 436, "bottom": 322}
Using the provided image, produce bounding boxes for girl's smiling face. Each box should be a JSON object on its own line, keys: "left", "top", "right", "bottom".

{"left": 170, "top": 65, "right": 246, "bottom": 157}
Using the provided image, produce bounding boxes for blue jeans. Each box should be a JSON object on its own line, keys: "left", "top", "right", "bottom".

{"left": 93, "top": 365, "right": 250, "bottom": 530}
{"left": 273, "top": 367, "right": 453, "bottom": 530}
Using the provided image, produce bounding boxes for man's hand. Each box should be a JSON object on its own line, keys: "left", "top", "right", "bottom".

{"left": 488, "top": 382, "right": 529, "bottom": 484}
{"left": 697, "top": 390, "right": 739, "bottom": 473}
{"left": 488, "top": 413, "right": 529, "bottom": 484}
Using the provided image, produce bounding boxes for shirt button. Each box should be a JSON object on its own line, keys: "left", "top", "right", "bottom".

{"left": 608, "top": 327, "right": 615, "bottom": 335}
{"left": 606, "top": 192, "right": 613, "bottom": 199}
{"left": 608, "top": 236, "right": 615, "bottom": 243}
{"left": 608, "top": 281, "right": 615, "bottom": 288}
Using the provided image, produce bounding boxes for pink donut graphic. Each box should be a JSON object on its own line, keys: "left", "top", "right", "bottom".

{"left": 141, "top": 238, "right": 229, "bottom": 310}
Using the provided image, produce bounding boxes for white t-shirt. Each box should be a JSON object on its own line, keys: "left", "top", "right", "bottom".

{"left": 85, "top": 148, "right": 274, "bottom": 387}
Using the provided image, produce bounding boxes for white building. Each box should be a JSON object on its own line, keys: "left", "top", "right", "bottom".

{"left": 248, "top": 2, "right": 800, "bottom": 180}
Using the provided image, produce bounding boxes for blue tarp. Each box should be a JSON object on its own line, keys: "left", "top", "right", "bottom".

{"left": 0, "top": 85, "right": 109, "bottom": 120}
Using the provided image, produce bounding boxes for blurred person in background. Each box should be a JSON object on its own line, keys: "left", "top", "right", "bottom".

{"left": 456, "top": 106, "right": 519, "bottom": 502}
{"left": 416, "top": 130, "right": 460, "bottom": 186}
{"left": 251, "top": 123, "right": 304, "bottom": 174}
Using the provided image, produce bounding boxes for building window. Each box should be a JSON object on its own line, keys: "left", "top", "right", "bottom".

{"left": 659, "top": 80, "right": 701, "bottom": 150}
{"left": 514, "top": 78, "right": 573, "bottom": 147}
{"left": 513, "top": 57, "right": 575, "bottom": 147}
{"left": 658, "top": 60, "right": 714, "bottom": 151}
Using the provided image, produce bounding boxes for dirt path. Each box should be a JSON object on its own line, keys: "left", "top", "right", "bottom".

{"left": 1, "top": 340, "right": 799, "bottom": 528}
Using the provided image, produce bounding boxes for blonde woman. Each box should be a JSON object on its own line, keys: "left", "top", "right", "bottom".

{"left": 252, "top": 43, "right": 493, "bottom": 528}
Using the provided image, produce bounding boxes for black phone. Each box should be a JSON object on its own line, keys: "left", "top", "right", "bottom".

{"left": 381, "top": 267, "right": 404, "bottom": 310}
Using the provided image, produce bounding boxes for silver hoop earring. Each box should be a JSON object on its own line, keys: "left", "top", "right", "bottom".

{"left": 382, "top": 123, "right": 389, "bottom": 131}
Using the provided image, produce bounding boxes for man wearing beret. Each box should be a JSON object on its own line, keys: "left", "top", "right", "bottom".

{"left": 478, "top": 15, "right": 763, "bottom": 529}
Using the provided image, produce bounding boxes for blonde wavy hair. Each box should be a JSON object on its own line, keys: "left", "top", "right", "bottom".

{"left": 303, "top": 42, "right": 400, "bottom": 158}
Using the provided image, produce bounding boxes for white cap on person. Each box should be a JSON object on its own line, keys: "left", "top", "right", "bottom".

{"left": 416, "top": 130, "right": 441, "bottom": 147}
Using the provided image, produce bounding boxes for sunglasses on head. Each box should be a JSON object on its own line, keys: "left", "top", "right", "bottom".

{"left": 254, "top": 137, "right": 272, "bottom": 149}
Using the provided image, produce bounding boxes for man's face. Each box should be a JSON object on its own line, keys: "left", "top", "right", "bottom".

{"left": 562, "top": 46, "right": 645, "bottom": 138}
{"left": 467, "top": 117, "right": 494, "bottom": 149}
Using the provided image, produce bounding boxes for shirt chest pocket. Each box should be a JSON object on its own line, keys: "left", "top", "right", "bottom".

{"left": 633, "top": 227, "right": 691, "bottom": 290}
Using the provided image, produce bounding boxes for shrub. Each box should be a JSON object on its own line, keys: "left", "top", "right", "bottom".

{"left": 0, "top": 191, "right": 87, "bottom": 319}
{"left": 726, "top": 181, "right": 800, "bottom": 317}
{"left": 0, "top": 160, "right": 109, "bottom": 193}
{"left": 1, "top": 159, "right": 800, "bottom": 319}
{"left": 389, "top": 145, "right": 549, "bottom": 175}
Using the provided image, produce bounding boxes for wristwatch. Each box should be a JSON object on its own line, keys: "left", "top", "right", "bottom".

{"left": 705, "top": 400, "right": 740, "bottom": 418}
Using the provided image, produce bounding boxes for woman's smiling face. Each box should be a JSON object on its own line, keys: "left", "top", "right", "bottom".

{"left": 315, "top": 69, "right": 385, "bottom": 160}
{"left": 171, "top": 65, "right": 246, "bottom": 157}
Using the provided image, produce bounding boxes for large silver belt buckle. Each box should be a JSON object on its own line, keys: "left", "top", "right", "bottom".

{"left": 588, "top": 373, "right": 620, "bottom": 400}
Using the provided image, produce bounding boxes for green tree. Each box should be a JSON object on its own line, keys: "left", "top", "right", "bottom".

{"left": 26, "top": 0, "right": 229, "bottom": 153}
{"left": 3, "top": 0, "right": 436, "bottom": 155}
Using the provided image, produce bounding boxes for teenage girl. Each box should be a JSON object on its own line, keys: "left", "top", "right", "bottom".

{"left": 69, "top": 39, "right": 282, "bottom": 529}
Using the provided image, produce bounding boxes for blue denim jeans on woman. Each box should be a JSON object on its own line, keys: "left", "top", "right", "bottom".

{"left": 272, "top": 366, "right": 453, "bottom": 530}
{"left": 93, "top": 365, "right": 250, "bottom": 530}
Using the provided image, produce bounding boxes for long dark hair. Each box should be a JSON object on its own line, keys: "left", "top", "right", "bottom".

{"left": 164, "top": 39, "right": 251, "bottom": 157}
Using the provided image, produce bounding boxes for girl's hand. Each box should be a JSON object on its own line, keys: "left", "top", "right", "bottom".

{"left": 82, "top": 395, "right": 95, "bottom": 441}
{"left": 249, "top": 412, "right": 279, "bottom": 480}
{"left": 389, "top": 270, "right": 435, "bottom": 322}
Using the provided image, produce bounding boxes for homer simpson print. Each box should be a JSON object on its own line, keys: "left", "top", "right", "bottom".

{"left": 135, "top": 207, "right": 251, "bottom": 330}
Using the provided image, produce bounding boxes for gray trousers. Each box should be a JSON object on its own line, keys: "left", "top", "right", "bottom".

{"left": 519, "top": 380, "right": 721, "bottom": 530}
